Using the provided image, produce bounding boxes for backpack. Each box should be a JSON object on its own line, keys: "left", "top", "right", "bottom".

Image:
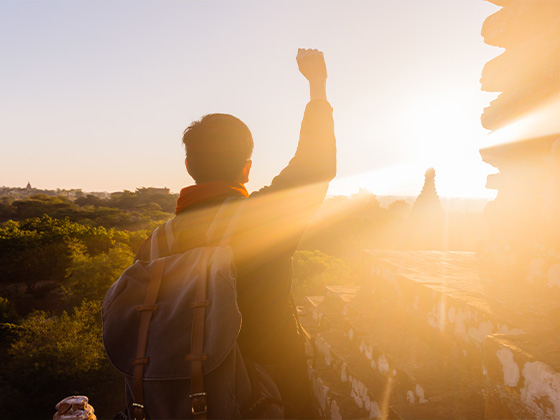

{"left": 102, "top": 200, "right": 284, "bottom": 419}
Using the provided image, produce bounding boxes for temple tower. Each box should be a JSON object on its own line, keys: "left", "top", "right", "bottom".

{"left": 407, "top": 168, "right": 444, "bottom": 250}
{"left": 411, "top": 168, "right": 442, "bottom": 216}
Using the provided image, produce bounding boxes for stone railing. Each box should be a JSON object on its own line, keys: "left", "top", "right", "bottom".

{"left": 301, "top": 250, "right": 560, "bottom": 420}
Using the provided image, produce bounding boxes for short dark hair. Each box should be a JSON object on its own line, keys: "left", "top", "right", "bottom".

{"left": 182, "top": 114, "right": 254, "bottom": 183}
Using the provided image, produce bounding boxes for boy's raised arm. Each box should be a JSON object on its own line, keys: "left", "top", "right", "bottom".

{"left": 249, "top": 48, "right": 335, "bottom": 200}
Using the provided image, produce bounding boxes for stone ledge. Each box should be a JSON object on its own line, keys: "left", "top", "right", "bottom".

{"left": 308, "top": 360, "right": 366, "bottom": 420}
{"left": 303, "top": 286, "right": 486, "bottom": 419}
{"left": 364, "top": 250, "right": 557, "bottom": 343}
{"left": 483, "top": 333, "right": 560, "bottom": 420}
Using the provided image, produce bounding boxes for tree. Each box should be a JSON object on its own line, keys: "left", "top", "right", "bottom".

{"left": 64, "top": 242, "right": 134, "bottom": 303}
{"left": 292, "top": 250, "right": 353, "bottom": 298}
{"left": 0, "top": 296, "right": 17, "bottom": 323}
{"left": 74, "top": 194, "right": 103, "bottom": 207}
{"left": 9, "top": 300, "right": 105, "bottom": 377}
{"left": 0, "top": 216, "right": 127, "bottom": 293}
{"left": 4, "top": 300, "right": 118, "bottom": 418}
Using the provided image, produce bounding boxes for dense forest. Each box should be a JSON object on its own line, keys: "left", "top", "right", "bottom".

{"left": 0, "top": 187, "right": 487, "bottom": 418}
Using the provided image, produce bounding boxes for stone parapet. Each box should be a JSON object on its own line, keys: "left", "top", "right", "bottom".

{"left": 483, "top": 333, "right": 560, "bottom": 420}
{"left": 303, "top": 250, "right": 560, "bottom": 419}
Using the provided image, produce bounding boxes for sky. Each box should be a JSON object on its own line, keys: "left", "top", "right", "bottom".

{"left": 0, "top": 0, "right": 501, "bottom": 198}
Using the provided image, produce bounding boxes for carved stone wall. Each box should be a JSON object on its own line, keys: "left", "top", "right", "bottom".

{"left": 302, "top": 251, "right": 560, "bottom": 419}
{"left": 480, "top": 0, "right": 560, "bottom": 131}
{"left": 479, "top": 0, "right": 560, "bottom": 284}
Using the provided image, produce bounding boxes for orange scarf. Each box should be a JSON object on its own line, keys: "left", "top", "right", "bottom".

{"left": 175, "top": 181, "right": 249, "bottom": 215}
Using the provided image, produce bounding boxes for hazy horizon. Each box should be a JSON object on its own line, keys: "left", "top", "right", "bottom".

{"left": 0, "top": 183, "right": 492, "bottom": 209}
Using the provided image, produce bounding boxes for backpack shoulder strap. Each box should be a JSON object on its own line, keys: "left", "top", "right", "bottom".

{"left": 132, "top": 258, "right": 165, "bottom": 420}
{"left": 187, "top": 246, "right": 212, "bottom": 419}
{"left": 149, "top": 227, "right": 161, "bottom": 260}
{"left": 164, "top": 218, "right": 175, "bottom": 254}
{"left": 149, "top": 219, "right": 174, "bottom": 259}
{"left": 187, "top": 197, "right": 246, "bottom": 419}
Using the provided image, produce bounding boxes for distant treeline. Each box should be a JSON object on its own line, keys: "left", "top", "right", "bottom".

{"left": 0, "top": 188, "right": 177, "bottom": 231}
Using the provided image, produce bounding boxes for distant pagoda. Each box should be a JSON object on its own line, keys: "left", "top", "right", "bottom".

{"left": 408, "top": 168, "right": 444, "bottom": 250}
{"left": 412, "top": 168, "right": 443, "bottom": 216}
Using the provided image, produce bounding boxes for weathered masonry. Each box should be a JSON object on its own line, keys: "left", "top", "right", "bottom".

{"left": 479, "top": 0, "right": 560, "bottom": 279}
{"left": 301, "top": 251, "right": 560, "bottom": 419}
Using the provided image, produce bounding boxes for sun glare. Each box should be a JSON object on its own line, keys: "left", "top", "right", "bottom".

{"left": 330, "top": 92, "right": 495, "bottom": 199}
{"left": 486, "top": 93, "right": 560, "bottom": 148}
{"left": 328, "top": 164, "right": 424, "bottom": 197}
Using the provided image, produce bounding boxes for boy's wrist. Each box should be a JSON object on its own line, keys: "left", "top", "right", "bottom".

{"left": 309, "top": 80, "right": 327, "bottom": 101}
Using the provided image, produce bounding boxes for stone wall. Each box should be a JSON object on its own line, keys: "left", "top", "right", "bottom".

{"left": 478, "top": 0, "right": 560, "bottom": 284}
{"left": 301, "top": 250, "right": 560, "bottom": 419}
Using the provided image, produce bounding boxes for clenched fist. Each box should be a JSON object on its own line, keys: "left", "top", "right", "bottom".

{"left": 297, "top": 48, "right": 327, "bottom": 82}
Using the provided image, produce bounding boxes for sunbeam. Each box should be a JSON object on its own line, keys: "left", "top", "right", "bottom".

{"left": 328, "top": 164, "right": 426, "bottom": 197}
{"left": 486, "top": 93, "right": 560, "bottom": 148}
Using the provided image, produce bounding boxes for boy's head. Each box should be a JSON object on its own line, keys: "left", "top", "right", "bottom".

{"left": 182, "top": 113, "right": 254, "bottom": 184}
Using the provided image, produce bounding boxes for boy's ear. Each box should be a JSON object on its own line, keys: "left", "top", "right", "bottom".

{"left": 239, "top": 160, "right": 252, "bottom": 184}
{"left": 185, "top": 158, "right": 194, "bottom": 179}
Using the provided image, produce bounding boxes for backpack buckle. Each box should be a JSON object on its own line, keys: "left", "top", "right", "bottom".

{"left": 189, "top": 392, "right": 207, "bottom": 415}
{"left": 132, "top": 402, "right": 145, "bottom": 420}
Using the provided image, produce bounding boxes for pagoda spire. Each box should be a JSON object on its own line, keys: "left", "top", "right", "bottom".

{"left": 412, "top": 168, "right": 442, "bottom": 214}
{"left": 407, "top": 168, "right": 444, "bottom": 250}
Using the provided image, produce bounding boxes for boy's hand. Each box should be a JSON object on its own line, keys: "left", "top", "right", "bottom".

{"left": 297, "top": 48, "right": 327, "bottom": 82}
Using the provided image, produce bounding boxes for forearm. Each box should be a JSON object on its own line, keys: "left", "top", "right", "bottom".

{"left": 294, "top": 101, "right": 336, "bottom": 182}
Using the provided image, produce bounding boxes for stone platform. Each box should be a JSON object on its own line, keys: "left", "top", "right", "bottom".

{"left": 301, "top": 250, "right": 560, "bottom": 419}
